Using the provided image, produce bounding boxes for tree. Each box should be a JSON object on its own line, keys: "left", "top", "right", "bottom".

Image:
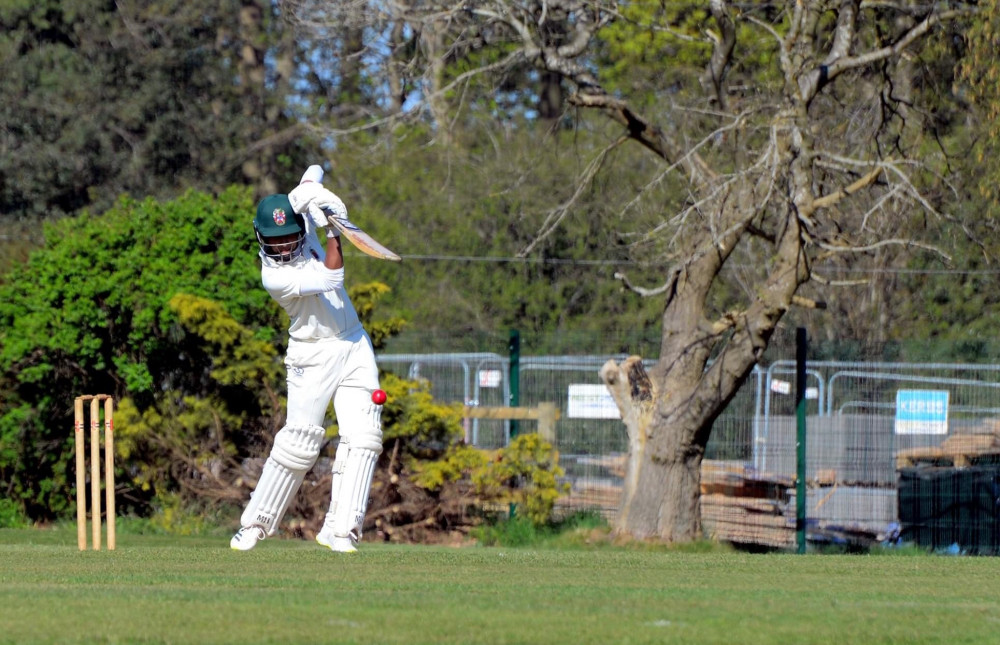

{"left": 0, "top": 0, "right": 311, "bottom": 222}
{"left": 293, "top": 1, "right": 980, "bottom": 541}
{"left": 959, "top": 0, "right": 1000, "bottom": 205}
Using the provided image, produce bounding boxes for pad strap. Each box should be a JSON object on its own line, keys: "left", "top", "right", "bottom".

{"left": 322, "top": 441, "right": 350, "bottom": 528}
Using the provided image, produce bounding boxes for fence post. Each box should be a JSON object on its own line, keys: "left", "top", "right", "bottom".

{"left": 536, "top": 402, "right": 558, "bottom": 442}
{"left": 508, "top": 329, "right": 520, "bottom": 439}
{"left": 796, "top": 327, "right": 808, "bottom": 554}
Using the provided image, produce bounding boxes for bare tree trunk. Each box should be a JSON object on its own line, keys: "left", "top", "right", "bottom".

{"left": 538, "top": 70, "right": 564, "bottom": 131}
{"left": 340, "top": 26, "right": 365, "bottom": 104}
{"left": 601, "top": 357, "right": 705, "bottom": 540}
{"left": 386, "top": 19, "right": 408, "bottom": 113}
{"left": 238, "top": 0, "right": 285, "bottom": 195}
{"left": 602, "top": 163, "right": 809, "bottom": 539}
{"left": 238, "top": 1, "right": 267, "bottom": 189}
{"left": 421, "top": 18, "right": 452, "bottom": 145}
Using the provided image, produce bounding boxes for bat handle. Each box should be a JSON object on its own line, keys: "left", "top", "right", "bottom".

{"left": 301, "top": 165, "right": 324, "bottom": 184}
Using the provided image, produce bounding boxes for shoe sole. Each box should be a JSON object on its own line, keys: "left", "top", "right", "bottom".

{"left": 316, "top": 537, "right": 357, "bottom": 553}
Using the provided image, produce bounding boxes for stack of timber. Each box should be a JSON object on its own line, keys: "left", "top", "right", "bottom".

{"left": 560, "top": 457, "right": 893, "bottom": 550}
{"left": 700, "top": 461, "right": 796, "bottom": 549}
{"left": 560, "top": 457, "right": 800, "bottom": 548}
{"left": 896, "top": 432, "right": 1000, "bottom": 468}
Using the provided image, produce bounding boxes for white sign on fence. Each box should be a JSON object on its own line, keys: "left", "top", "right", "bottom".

{"left": 770, "top": 379, "right": 791, "bottom": 395}
{"left": 478, "top": 369, "right": 501, "bottom": 388}
{"left": 769, "top": 380, "right": 818, "bottom": 399}
{"left": 567, "top": 384, "right": 620, "bottom": 419}
{"left": 894, "top": 389, "right": 949, "bottom": 435}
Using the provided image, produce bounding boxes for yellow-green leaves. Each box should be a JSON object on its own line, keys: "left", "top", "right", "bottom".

{"left": 410, "top": 433, "right": 569, "bottom": 526}
{"left": 169, "top": 293, "right": 281, "bottom": 388}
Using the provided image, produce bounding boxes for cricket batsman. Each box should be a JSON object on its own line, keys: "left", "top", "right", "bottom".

{"left": 230, "top": 165, "right": 384, "bottom": 553}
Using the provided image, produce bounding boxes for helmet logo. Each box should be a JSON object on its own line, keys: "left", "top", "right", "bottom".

{"left": 272, "top": 208, "right": 287, "bottom": 226}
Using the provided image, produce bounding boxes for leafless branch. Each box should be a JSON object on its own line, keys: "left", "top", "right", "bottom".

{"left": 613, "top": 270, "right": 673, "bottom": 298}
{"left": 702, "top": 0, "right": 736, "bottom": 108}
{"left": 519, "top": 136, "right": 626, "bottom": 257}
{"left": 621, "top": 105, "right": 764, "bottom": 221}
{"left": 810, "top": 272, "right": 872, "bottom": 288}
{"left": 799, "top": 6, "right": 976, "bottom": 101}
{"left": 812, "top": 166, "right": 885, "bottom": 210}
{"left": 814, "top": 237, "right": 949, "bottom": 260}
{"left": 568, "top": 92, "right": 718, "bottom": 185}
{"left": 791, "top": 295, "right": 825, "bottom": 309}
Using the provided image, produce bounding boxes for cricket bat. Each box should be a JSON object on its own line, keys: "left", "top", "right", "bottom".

{"left": 325, "top": 211, "right": 402, "bottom": 262}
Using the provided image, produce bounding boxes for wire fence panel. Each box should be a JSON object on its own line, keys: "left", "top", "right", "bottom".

{"left": 518, "top": 357, "right": 633, "bottom": 513}
{"left": 376, "top": 353, "right": 509, "bottom": 446}
{"left": 377, "top": 335, "right": 1000, "bottom": 552}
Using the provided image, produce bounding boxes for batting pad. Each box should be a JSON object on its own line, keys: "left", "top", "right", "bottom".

{"left": 241, "top": 424, "right": 325, "bottom": 536}
{"left": 270, "top": 423, "right": 326, "bottom": 470}
{"left": 331, "top": 446, "right": 380, "bottom": 541}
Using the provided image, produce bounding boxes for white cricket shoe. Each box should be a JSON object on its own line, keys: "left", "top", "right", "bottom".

{"left": 230, "top": 526, "right": 266, "bottom": 551}
{"left": 316, "top": 528, "right": 358, "bottom": 553}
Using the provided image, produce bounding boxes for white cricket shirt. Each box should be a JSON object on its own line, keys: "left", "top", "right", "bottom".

{"left": 259, "top": 241, "right": 361, "bottom": 340}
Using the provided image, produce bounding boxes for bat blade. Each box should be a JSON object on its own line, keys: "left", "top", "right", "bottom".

{"left": 327, "top": 215, "right": 401, "bottom": 262}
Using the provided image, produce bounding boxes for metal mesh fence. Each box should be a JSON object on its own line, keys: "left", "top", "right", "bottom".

{"left": 376, "top": 332, "right": 1000, "bottom": 552}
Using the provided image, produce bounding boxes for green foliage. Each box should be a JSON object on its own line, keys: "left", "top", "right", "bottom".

{"left": 0, "top": 497, "right": 30, "bottom": 529}
{"left": 596, "top": 2, "right": 783, "bottom": 108}
{"left": 348, "top": 283, "right": 406, "bottom": 350}
{"left": 472, "top": 514, "right": 541, "bottom": 547}
{"left": 476, "top": 433, "right": 570, "bottom": 525}
{"left": 472, "top": 510, "right": 608, "bottom": 548}
{"left": 410, "top": 444, "right": 489, "bottom": 491}
{"left": 146, "top": 492, "right": 216, "bottom": 536}
{"left": 114, "top": 391, "right": 248, "bottom": 498}
{"left": 597, "top": 2, "right": 711, "bottom": 97}
{"left": 0, "top": 187, "right": 277, "bottom": 519}
{"left": 2, "top": 0, "right": 994, "bottom": 357}
{"left": 0, "top": 186, "right": 276, "bottom": 383}
{"left": 332, "top": 132, "right": 664, "bottom": 344}
{"left": 959, "top": 1, "right": 1000, "bottom": 202}
{"left": 0, "top": 180, "right": 505, "bottom": 527}
{"left": 375, "top": 372, "right": 465, "bottom": 454}
{"left": 88, "top": 286, "right": 282, "bottom": 513}
{"left": 168, "top": 293, "right": 282, "bottom": 390}
{"left": 412, "top": 433, "right": 569, "bottom": 526}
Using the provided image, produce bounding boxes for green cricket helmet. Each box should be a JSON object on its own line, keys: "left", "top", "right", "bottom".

{"left": 254, "top": 194, "right": 306, "bottom": 263}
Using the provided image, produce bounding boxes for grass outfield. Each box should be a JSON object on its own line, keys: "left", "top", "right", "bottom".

{"left": 2, "top": 527, "right": 999, "bottom": 645}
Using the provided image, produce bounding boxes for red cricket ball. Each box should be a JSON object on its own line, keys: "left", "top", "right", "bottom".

{"left": 371, "top": 389, "right": 387, "bottom": 405}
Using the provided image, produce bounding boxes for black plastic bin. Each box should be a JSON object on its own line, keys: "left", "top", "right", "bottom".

{"left": 898, "top": 466, "right": 1000, "bottom": 554}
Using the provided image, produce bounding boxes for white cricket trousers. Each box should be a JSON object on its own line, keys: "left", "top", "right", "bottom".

{"left": 284, "top": 326, "right": 381, "bottom": 430}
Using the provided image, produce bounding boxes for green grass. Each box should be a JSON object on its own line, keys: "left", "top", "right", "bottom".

{"left": 2, "top": 526, "right": 999, "bottom": 644}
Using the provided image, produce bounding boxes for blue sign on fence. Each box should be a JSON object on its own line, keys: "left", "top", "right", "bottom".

{"left": 894, "top": 389, "right": 949, "bottom": 435}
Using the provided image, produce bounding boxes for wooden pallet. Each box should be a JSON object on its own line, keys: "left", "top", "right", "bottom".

{"left": 701, "top": 461, "right": 794, "bottom": 499}
{"left": 896, "top": 433, "right": 1000, "bottom": 468}
{"left": 702, "top": 521, "right": 796, "bottom": 549}
{"left": 701, "top": 492, "right": 796, "bottom": 548}
{"left": 558, "top": 483, "right": 622, "bottom": 512}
